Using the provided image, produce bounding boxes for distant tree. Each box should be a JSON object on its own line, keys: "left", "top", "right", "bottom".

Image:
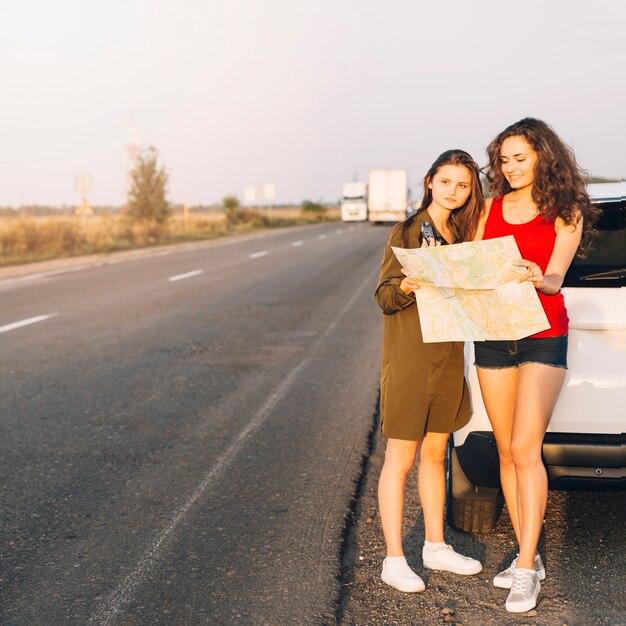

{"left": 222, "top": 195, "right": 240, "bottom": 212}
{"left": 222, "top": 195, "right": 241, "bottom": 226}
{"left": 126, "top": 147, "right": 171, "bottom": 223}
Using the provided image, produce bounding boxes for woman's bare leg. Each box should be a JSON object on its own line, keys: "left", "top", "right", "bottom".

{"left": 378, "top": 438, "right": 420, "bottom": 556}
{"left": 418, "top": 432, "right": 450, "bottom": 543}
{"left": 512, "top": 363, "right": 565, "bottom": 570}
{"left": 476, "top": 366, "right": 521, "bottom": 543}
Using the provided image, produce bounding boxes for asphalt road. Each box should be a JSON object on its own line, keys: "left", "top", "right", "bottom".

{"left": 2, "top": 223, "right": 624, "bottom": 626}
{"left": 0, "top": 222, "right": 388, "bottom": 625}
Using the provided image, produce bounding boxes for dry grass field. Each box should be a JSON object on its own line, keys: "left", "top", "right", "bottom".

{"left": 0, "top": 207, "right": 339, "bottom": 267}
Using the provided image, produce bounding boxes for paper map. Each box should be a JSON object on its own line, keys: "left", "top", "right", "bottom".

{"left": 392, "top": 236, "right": 550, "bottom": 342}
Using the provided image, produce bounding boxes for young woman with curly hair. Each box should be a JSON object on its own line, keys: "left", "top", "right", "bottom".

{"left": 375, "top": 149, "right": 483, "bottom": 593}
{"left": 474, "top": 118, "right": 598, "bottom": 613}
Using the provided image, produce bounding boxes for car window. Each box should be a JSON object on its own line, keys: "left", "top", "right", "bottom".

{"left": 563, "top": 198, "right": 626, "bottom": 288}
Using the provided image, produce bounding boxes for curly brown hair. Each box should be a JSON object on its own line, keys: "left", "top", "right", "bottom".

{"left": 400, "top": 149, "right": 483, "bottom": 247}
{"left": 484, "top": 117, "right": 599, "bottom": 255}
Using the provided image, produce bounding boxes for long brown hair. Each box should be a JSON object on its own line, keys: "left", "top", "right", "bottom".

{"left": 484, "top": 117, "right": 599, "bottom": 254}
{"left": 400, "top": 149, "right": 483, "bottom": 247}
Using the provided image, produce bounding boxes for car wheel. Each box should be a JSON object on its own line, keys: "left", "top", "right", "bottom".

{"left": 446, "top": 441, "right": 503, "bottom": 533}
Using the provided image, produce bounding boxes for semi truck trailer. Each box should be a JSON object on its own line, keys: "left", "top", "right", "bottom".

{"left": 367, "top": 169, "right": 409, "bottom": 224}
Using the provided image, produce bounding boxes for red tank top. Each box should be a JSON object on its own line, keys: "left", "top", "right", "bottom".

{"left": 483, "top": 196, "right": 568, "bottom": 337}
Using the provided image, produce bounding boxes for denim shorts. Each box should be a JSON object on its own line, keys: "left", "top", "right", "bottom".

{"left": 474, "top": 335, "right": 568, "bottom": 370}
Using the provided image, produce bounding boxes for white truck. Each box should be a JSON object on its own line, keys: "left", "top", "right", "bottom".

{"left": 340, "top": 181, "right": 368, "bottom": 222}
{"left": 367, "top": 169, "right": 409, "bottom": 224}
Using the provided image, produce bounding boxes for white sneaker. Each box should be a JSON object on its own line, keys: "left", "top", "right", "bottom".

{"left": 381, "top": 556, "right": 425, "bottom": 593}
{"left": 493, "top": 554, "right": 545, "bottom": 589}
{"left": 506, "top": 567, "right": 540, "bottom": 613}
{"left": 422, "top": 543, "right": 482, "bottom": 575}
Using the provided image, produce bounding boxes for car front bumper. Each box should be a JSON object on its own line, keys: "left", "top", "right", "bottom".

{"left": 456, "top": 431, "right": 625, "bottom": 491}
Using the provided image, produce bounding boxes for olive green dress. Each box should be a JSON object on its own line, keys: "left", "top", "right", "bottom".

{"left": 374, "top": 212, "right": 471, "bottom": 440}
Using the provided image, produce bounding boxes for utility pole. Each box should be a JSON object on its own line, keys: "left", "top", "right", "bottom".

{"left": 75, "top": 174, "right": 93, "bottom": 224}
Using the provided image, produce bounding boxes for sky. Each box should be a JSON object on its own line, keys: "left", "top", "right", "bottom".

{"left": 0, "top": 0, "right": 625, "bottom": 208}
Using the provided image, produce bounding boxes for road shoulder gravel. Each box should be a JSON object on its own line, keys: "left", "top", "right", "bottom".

{"left": 337, "top": 404, "right": 623, "bottom": 626}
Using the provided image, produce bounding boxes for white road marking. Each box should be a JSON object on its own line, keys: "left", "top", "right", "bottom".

{"left": 168, "top": 269, "right": 203, "bottom": 282}
{"left": 335, "top": 228, "right": 343, "bottom": 234}
{"left": 291, "top": 240, "right": 304, "bottom": 247}
{"left": 0, "top": 314, "right": 56, "bottom": 334}
{"left": 318, "top": 234, "right": 327, "bottom": 240}
{"left": 87, "top": 263, "right": 379, "bottom": 625}
{"left": 249, "top": 251, "right": 268, "bottom": 259}
{"left": 2, "top": 264, "right": 94, "bottom": 283}
{"left": 106, "top": 258, "right": 140, "bottom": 265}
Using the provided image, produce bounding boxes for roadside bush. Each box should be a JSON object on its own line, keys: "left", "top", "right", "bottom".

{"left": 220, "top": 196, "right": 270, "bottom": 228}
{"left": 302, "top": 200, "right": 326, "bottom": 213}
{"left": 225, "top": 209, "right": 270, "bottom": 228}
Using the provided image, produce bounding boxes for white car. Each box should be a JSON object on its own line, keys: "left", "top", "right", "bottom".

{"left": 448, "top": 182, "right": 626, "bottom": 532}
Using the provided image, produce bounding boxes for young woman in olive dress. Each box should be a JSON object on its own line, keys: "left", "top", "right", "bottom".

{"left": 375, "top": 149, "right": 483, "bottom": 592}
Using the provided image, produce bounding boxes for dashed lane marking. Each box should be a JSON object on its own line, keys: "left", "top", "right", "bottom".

{"left": 168, "top": 270, "right": 203, "bottom": 282}
{"left": 0, "top": 314, "right": 57, "bottom": 334}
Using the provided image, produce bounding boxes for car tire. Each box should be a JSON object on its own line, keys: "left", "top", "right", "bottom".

{"left": 446, "top": 442, "right": 503, "bottom": 533}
